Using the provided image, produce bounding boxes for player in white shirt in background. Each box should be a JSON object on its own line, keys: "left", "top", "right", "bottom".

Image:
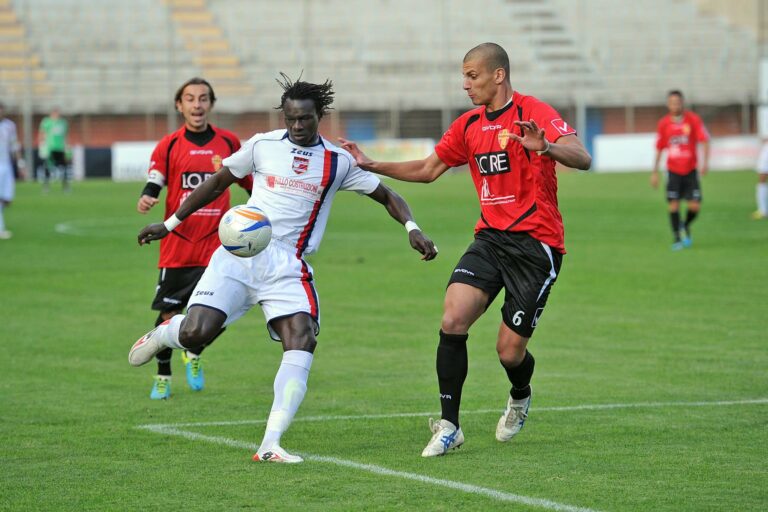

{"left": 128, "top": 74, "right": 438, "bottom": 463}
{"left": 753, "top": 140, "right": 768, "bottom": 220}
{"left": 0, "top": 102, "right": 25, "bottom": 240}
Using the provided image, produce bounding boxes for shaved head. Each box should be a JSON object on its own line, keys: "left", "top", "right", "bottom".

{"left": 464, "top": 43, "right": 510, "bottom": 82}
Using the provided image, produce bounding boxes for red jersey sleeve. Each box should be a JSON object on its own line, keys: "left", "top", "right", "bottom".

{"left": 434, "top": 115, "right": 469, "bottom": 167}
{"left": 655, "top": 119, "right": 668, "bottom": 150}
{"left": 693, "top": 114, "right": 710, "bottom": 143}
{"left": 528, "top": 101, "right": 576, "bottom": 143}
{"left": 148, "top": 136, "right": 170, "bottom": 178}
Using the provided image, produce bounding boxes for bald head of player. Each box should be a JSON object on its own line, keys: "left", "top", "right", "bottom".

{"left": 462, "top": 43, "right": 513, "bottom": 111}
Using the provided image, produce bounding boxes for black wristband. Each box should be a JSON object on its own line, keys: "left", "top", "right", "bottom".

{"left": 141, "top": 182, "right": 162, "bottom": 198}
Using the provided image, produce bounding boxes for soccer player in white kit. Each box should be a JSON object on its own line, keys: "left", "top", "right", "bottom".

{"left": 0, "top": 103, "right": 25, "bottom": 240}
{"left": 753, "top": 139, "right": 768, "bottom": 219}
{"left": 129, "top": 75, "right": 438, "bottom": 463}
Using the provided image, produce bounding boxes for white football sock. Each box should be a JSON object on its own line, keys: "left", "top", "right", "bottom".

{"left": 0, "top": 203, "right": 5, "bottom": 232}
{"left": 259, "top": 350, "right": 314, "bottom": 451}
{"left": 154, "top": 314, "right": 185, "bottom": 350}
{"left": 757, "top": 182, "right": 768, "bottom": 215}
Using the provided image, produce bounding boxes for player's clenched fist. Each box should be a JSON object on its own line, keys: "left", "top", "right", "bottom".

{"left": 138, "top": 223, "right": 169, "bottom": 245}
{"left": 409, "top": 230, "right": 439, "bottom": 261}
{"left": 137, "top": 195, "right": 160, "bottom": 213}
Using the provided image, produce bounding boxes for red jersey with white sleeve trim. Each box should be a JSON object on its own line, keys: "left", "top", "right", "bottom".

{"left": 655, "top": 111, "right": 710, "bottom": 175}
{"left": 434, "top": 91, "right": 575, "bottom": 253}
{"left": 147, "top": 124, "right": 253, "bottom": 268}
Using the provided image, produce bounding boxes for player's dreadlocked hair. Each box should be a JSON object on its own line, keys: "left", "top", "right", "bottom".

{"left": 275, "top": 72, "right": 334, "bottom": 119}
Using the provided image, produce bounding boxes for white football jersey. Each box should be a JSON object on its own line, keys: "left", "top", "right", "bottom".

{"left": 223, "top": 130, "right": 381, "bottom": 255}
{"left": 0, "top": 118, "right": 19, "bottom": 168}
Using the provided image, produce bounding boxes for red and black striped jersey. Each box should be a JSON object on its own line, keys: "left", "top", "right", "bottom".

{"left": 147, "top": 124, "right": 253, "bottom": 268}
{"left": 435, "top": 91, "right": 575, "bottom": 253}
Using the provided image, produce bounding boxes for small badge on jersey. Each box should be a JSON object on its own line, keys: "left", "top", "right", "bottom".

{"left": 292, "top": 156, "right": 310, "bottom": 175}
{"left": 212, "top": 154, "right": 223, "bottom": 171}
{"left": 550, "top": 118, "right": 576, "bottom": 136}
{"left": 498, "top": 129, "right": 511, "bottom": 150}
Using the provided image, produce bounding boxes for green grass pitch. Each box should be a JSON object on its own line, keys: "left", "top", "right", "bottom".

{"left": 1, "top": 170, "right": 766, "bottom": 511}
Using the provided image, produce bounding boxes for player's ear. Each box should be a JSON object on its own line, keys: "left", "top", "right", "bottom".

{"left": 494, "top": 68, "right": 505, "bottom": 85}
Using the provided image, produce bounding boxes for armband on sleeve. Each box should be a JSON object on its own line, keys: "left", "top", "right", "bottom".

{"left": 141, "top": 182, "right": 162, "bottom": 198}
{"left": 147, "top": 169, "right": 165, "bottom": 187}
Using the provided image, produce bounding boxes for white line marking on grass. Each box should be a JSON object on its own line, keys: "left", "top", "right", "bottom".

{"left": 141, "top": 397, "right": 768, "bottom": 429}
{"left": 139, "top": 423, "right": 601, "bottom": 512}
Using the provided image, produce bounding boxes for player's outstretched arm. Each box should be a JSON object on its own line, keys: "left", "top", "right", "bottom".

{"left": 339, "top": 138, "right": 450, "bottom": 183}
{"left": 366, "top": 183, "right": 438, "bottom": 261}
{"left": 137, "top": 167, "right": 238, "bottom": 245}
{"left": 510, "top": 121, "right": 592, "bottom": 170}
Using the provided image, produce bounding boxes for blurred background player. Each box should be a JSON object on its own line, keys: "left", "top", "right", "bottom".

{"left": 651, "top": 90, "right": 710, "bottom": 250}
{"left": 0, "top": 102, "right": 25, "bottom": 240}
{"left": 753, "top": 138, "right": 768, "bottom": 219}
{"left": 137, "top": 77, "right": 253, "bottom": 399}
{"left": 129, "top": 74, "right": 437, "bottom": 462}
{"left": 341, "top": 42, "right": 591, "bottom": 457}
{"left": 37, "top": 107, "right": 70, "bottom": 193}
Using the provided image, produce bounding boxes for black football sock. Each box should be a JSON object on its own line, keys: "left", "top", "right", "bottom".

{"left": 436, "top": 330, "right": 468, "bottom": 428}
{"left": 670, "top": 211, "right": 681, "bottom": 241}
{"left": 156, "top": 348, "right": 173, "bottom": 376}
{"left": 502, "top": 350, "right": 535, "bottom": 400}
{"left": 684, "top": 210, "right": 698, "bottom": 234}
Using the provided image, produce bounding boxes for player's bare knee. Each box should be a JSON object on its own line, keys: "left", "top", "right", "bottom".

{"left": 283, "top": 330, "right": 317, "bottom": 352}
{"left": 441, "top": 311, "right": 470, "bottom": 334}
{"left": 178, "top": 317, "right": 218, "bottom": 350}
{"left": 497, "top": 345, "right": 526, "bottom": 367}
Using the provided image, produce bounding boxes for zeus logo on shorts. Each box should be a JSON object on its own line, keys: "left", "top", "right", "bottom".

{"left": 182, "top": 172, "right": 213, "bottom": 190}
{"left": 194, "top": 290, "right": 214, "bottom": 296}
{"left": 475, "top": 151, "right": 510, "bottom": 175}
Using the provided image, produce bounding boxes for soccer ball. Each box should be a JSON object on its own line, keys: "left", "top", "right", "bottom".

{"left": 218, "top": 205, "right": 272, "bottom": 257}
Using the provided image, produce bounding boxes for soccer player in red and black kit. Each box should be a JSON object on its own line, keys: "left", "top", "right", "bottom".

{"left": 341, "top": 42, "right": 591, "bottom": 457}
{"left": 651, "top": 90, "right": 710, "bottom": 250}
{"left": 137, "top": 77, "right": 253, "bottom": 399}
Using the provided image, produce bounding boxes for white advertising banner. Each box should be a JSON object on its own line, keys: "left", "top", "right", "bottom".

{"left": 111, "top": 141, "right": 155, "bottom": 182}
{"left": 594, "top": 134, "right": 762, "bottom": 173}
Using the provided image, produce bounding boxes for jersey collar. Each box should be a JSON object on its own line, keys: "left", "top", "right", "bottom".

{"left": 484, "top": 94, "right": 515, "bottom": 122}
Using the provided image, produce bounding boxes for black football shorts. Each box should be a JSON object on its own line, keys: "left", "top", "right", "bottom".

{"left": 666, "top": 170, "right": 702, "bottom": 202}
{"left": 447, "top": 229, "right": 563, "bottom": 338}
{"left": 151, "top": 266, "right": 206, "bottom": 312}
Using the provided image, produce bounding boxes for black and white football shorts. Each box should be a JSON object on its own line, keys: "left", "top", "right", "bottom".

{"left": 447, "top": 229, "right": 563, "bottom": 338}
{"left": 666, "top": 170, "right": 702, "bottom": 202}
{"left": 151, "top": 266, "right": 206, "bottom": 312}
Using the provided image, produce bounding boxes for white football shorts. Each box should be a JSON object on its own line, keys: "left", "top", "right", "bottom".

{"left": 757, "top": 142, "right": 768, "bottom": 174}
{"left": 188, "top": 239, "right": 320, "bottom": 341}
{"left": 0, "top": 163, "right": 15, "bottom": 202}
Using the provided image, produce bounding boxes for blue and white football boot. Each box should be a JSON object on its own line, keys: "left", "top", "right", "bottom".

{"left": 496, "top": 390, "right": 531, "bottom": 442}
{"left": 421, "top": 418, "right": 464, "bottom": 457}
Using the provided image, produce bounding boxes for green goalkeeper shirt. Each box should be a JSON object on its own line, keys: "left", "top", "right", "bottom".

{"left": 40, "top": 116, "right": 68, "bottom": 152}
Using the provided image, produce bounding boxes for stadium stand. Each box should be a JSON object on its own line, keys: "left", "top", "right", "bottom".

{"left": 0, "top": 0, "right": 764, "bottom": 144}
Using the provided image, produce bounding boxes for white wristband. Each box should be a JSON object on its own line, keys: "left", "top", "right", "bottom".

{"left": 405, "top": 220, "right": 420, "bottom": 233}
{"left": 163, "top": 214, "right": 182, "bottom": 232}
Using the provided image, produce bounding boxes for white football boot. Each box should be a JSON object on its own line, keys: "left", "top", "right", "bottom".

{"left": 128, "top": 321, "right": 170, "bottom": 367}
{"left": 421, "top": 418, "right": 464, "bottom": 457}
{"left": 252, "top": 445, "right": 303, "bottom": 464}
{"left": 495, "top": 390, "right": 531, "bottom": 442}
